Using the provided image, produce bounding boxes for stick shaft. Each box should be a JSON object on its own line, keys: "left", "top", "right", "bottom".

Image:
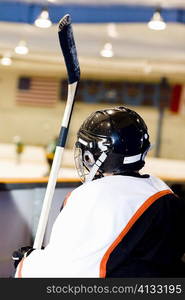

{"left": 33, "top": 82, "right": 77, "bottom": 249}
{"left": 33, "top": 146, "right": 64, "bottom": 249}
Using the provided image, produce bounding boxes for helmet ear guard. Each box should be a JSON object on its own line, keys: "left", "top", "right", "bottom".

{"left": 83, "top": 150, "right": 95, "bottom": 169}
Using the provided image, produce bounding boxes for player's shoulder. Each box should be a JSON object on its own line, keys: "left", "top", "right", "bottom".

{"left": 71, "top": 176, "right": 106, "bottom": 194}
{"left": 71, "top": 174, "right": 169, "bottom": 195}
{"left": 64, "top": 177, "right": 108, "bottom": 207}
{"left": 69, "top": 176, "right": 119, "bottom": 201}
{"left": 147, "top": 174, "right": 171, "bottom": 191}
{"left": 152, "top": 183, "right": 185, "bottom": 212}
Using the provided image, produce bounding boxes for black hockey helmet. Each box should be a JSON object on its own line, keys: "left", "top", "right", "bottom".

{"left": 74, "top": 106, "right": 150, "bottom": 182}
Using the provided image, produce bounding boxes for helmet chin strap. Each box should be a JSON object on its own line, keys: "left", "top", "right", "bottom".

{"left": 85, "top": 152, "right": 107, "bottom": 182}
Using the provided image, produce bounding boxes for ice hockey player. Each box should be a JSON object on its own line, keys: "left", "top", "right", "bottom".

{"left": 13, "top": 106, "right": 185, "bottom": 277}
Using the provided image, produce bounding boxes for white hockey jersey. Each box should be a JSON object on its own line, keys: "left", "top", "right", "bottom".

{"left": 15, "top": 174, "right": 173, "bottom": 278}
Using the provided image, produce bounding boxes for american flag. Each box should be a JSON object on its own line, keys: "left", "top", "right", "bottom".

{"left": 16, "top": 76, "right": 59, "bottom": 106}
{"left": 170, "top": 84, "right": 185, "bottom": 114}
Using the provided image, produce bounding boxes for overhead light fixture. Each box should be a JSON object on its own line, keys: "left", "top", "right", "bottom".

{"left": 100, "top": 43, "right": 114, "bottom": 58}
{"left": 34, "top": 8, "right": 52, "bottom": 28}
{"left": 14, "top": 40, "right": 29, "bottom": 55}
{"left": 148, "top": 8, "right": 166, "bottom": 30}
{"left": 1, "top": 53, "right": 12, "bottom": 66}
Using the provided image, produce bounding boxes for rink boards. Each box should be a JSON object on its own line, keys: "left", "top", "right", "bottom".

{"left": 0, "top": 178, "right": 81, "bottom": 278}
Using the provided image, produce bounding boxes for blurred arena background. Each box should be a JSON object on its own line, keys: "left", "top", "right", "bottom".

{"left": 0, "top": 0, "right": 185, "bottom": 277}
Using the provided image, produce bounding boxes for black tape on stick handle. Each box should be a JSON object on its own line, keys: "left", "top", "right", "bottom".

{"left": 57, "top": 126, "right": 69, "bottom": 147}
{"left": 58, "top": 14, "right": 80, "bottom": 84}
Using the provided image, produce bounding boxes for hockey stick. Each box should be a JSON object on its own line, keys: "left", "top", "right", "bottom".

{"left": 33, "top": 14, "right": 80, "bottom": 249}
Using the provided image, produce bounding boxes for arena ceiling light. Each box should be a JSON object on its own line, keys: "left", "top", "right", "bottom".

{"left": 34, "top": 8, "right": 52, "bottom": 28}
{"left": 100, "top": 43, "right": 114, "bottom": 58}
{"left": 148, "top": 8, "right": 166, "bottom": 30}
{"left": 14, "top": 40, "right": 29, "bottom": 55}
{"left": 1, "top": 52, "right": 12, "bottom": 66}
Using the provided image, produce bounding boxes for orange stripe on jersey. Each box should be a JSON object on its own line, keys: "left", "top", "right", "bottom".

{"left": 63, "top": 192, "right": 72, "bottom": 207}
{"left": 99, "top": 189, "right": 172, "bottom": 278}
{"left": 17, "top": 258, "right": 25, "bottom": 278}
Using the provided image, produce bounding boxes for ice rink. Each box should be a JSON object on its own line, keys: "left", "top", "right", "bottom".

{"left": 0, "top": 143, "right": 184, "bottom": 182}
{"left": 0, "top": 143, "right": 78, "bottom": 179}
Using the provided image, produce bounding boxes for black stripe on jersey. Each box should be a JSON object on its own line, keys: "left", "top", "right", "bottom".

{"left": 105, "top": 193, "right": 185, "bottom": 278}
